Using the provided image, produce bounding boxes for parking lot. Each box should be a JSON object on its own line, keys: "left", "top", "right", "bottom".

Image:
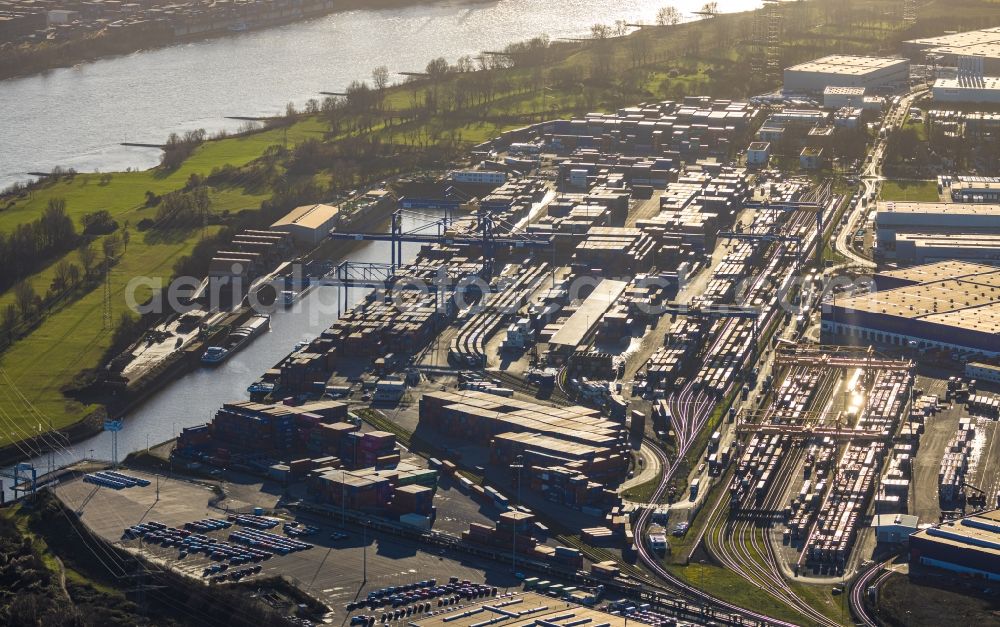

{"left": 55, "top": 470, "right": 520, "bottom": 614}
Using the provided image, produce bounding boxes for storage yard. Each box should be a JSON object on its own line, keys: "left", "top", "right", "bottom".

{"left": 39, "top": 75, "right": 1000, "bottom": 627}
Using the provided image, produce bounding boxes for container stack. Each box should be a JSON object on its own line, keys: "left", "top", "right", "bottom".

{"left": 939, "top": 418, "right": 975, "bottom": 502}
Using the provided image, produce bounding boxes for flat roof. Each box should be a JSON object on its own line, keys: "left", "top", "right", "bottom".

{"left": 907, "top": 27, "right": 1000, "bottom": 59}
{"left": 549, "top": 279, "right": 628, "bottom": 348}
{"left": 878, "top": 260, "right": 999, "bottom": 285}
{"left": 872, "top": 514, "right": 919, "bottom": 529}
{"left": 411, "top": 593, "right": 628, "bottom": 627}
{"left": 910, "top": 508, "right": 1000, "bottom": 561}
{"left": 935, "top": 76, "right": 1000, "bottom": 91}
{"left": 786, "top": 55, "right": 908, "bottom": 76}
{"left": 271, "top": 203, "right": 340, "bottom": 231}
{"left": 834, "top": 262, "right": 1000, "bottom": 334}
{"left": 877, "top": 201, "right": 1000, "bottom": 216}
{"left": 824, "top": 86, "right": 866, "bottom": 95}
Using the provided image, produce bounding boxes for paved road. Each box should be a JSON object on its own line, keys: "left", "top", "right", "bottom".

{"left": 617, "top": 440, "right": 662, "bottom": 496}
{"left": 832, "top": 86, "right": 930, "bottom": 268}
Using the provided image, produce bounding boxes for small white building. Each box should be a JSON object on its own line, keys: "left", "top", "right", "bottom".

{"left": 503, "top": 318, "right": 533, "bottom": 350}
{"left": 374, "top": 377, "right": 406, "bottom": 402}
{"left": 872, "top": 514, "right": 919, "bottom": 544}
{"left": 966, "top": 362, "right": 1000, "bottom": 384}
{"left": 823, "top": 86, "right": 866, "bottom": 109}
{"left": 270, "top": 203, "right": 341, "bottom": 245}
{"left": 449, "top": 169, "right": 507, "bottom": 185}
{"left": 746, "top": 142, "right": 771, "bottom": 167}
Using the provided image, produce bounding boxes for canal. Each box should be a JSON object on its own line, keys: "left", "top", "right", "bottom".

{"left": 7, "top": 211, "right": 431, "bottom": 492}
{"left": 0, "top": 0, "right": 761, "bottom": 189}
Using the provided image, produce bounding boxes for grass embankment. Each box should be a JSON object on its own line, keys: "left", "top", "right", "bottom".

{"left": 879, "top": 179, "right": 939, "bottom": 202}
{"left": 0, "top": 123, "right": 329, "bottom": 444}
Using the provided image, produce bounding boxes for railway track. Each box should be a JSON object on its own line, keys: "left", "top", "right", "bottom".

{"left": 624, "top": 188, "right": 842, "bottom": 626}
{"left": 849, "top": 559, "right": 894, "bottom": 627}
{"left": 704, "top": 364, "right": 844, "bottom": 627}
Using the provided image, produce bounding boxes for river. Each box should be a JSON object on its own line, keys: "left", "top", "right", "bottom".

{"left": 3, "top": 0, "right": 765, "bottom": 490}
{"left": 0, "top": 0, "right": 761, "bottom": 190}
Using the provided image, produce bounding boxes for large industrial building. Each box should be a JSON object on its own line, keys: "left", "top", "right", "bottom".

{"left": 821, "top": 261, "right": 1000, "bottom": 357}
{"left": 783, "top": 55, "right": 909, "bottom": 93}
{"left": 905, "top": 28, "right": 1000, "bottom": 74}
{"left": 271, "top": 203, "right": 342, "bottom": 244}
{"left": 931, "top": 54, "right": 1000, "bottom": 104}
{"left": 874, "top": 201, "right": 1000, "bottom": 263}
{"left": 933, "top": 75, "right": 1000, "bottom": 104}
{"left": 909, "top": 508, "right": 1000, "bottom": 581}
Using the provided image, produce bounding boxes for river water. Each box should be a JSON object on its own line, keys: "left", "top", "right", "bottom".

{"left": 3, "top": 0, "right": 764, "bottom": 487}
{"left": 0, "top": 0, "right": 761, "bottom": 189}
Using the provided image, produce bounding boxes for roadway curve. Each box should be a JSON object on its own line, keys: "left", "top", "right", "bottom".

{"left": 832, "top": 87, "right": 930, "bottom": 268}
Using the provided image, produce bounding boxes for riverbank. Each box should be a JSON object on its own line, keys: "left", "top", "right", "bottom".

{"left": 0, "top": 0, "right": 488, "bottom": 83}
{"left": 0, "top": 0, "right": 917, "bottom": 459}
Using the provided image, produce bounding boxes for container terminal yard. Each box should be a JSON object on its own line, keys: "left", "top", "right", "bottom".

{"left": 13, "top": 48, "right": 1000, "bottom": 627}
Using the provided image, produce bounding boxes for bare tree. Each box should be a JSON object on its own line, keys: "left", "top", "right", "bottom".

{"left": 52, "top": 260, "right": 74, "bottom": 292}
{"left": 614, "top": 20, "right": 629, "bottom": 37}
{"left": 78, "top": 242, "right": 97, "bottom": 277}
{"left": 701, "top": 1, "right": 719, "bottom": 16}
{"left": 372, "top": 65, "right": 390, "bottom": 111}
{"left": 590, "top": 23, "right": 611, "bottom": 40}
{"left": 2, "top": 303, "right": 17, "bottom": 342}
{"left": 14, "top": 281, "right": 36, "bottom": 319}
{"left": 657, "top": 6, "right": 682, "bottom": 26}
{"left": 372, "top": 65, "right": 390, "bottom": 92}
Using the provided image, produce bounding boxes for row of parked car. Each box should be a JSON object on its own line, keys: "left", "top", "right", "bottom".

{"left": 283, "top": 522, "right": 319, "bottom": 538}
{"left": 228, "top": 527, "right": 313, "bottom": 556}
{"left": 206, "top": 564, "right": 263, "bottom": 584}
{"left": 229, "top": 513, "right": 279, "bottom": 530}
{"left": 185, "top": 518, "right": 233, "bottom": 533}
{"left": 349, "top": 581, "right": 500, "bottom": 626}
{"left": 84, "top": 471, "right": 150, "bottom": 490}
{"left": 122, "top": 521, "right": 275, "bottom": 566}
{"left": 349, "top": 578, "right": 498, "bottom": 613}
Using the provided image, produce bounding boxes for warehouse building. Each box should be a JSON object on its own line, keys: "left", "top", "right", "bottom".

{"left": 822, "top": 261, "right": 1000, "bottom": 357}
{"left": 872, "top": 514, "right": 919, "bottom": 545}
{"left": 547, "top": 279, "right": 628, "bottom": 358}
{"left": 783, "top": 55, "right": 910, "bottom": 93}
{"left": 910, "top": 508, "right": 1000, "bottom": 581}
{"left": 941, "top": 176, "right": 1000, "bottom": 203}
{"left": 420, "top": 390, "right": 622, "bottom": 444}
{"left": 875, "top": 201, "right": 1000, "bottom": 263}
{"left": 271, "top": 203, "right": 341, "bottom": 244}
{"left": 966, "top": 361, "right": 1000, "bottom": 384}
{"left": 905, "top": 28, "right": 1000, "bottom": 74}
{"left": 823, "top": 86, "right": 867, "bottom": 109}
{"left": 933, "top": 75, "right": 1000, "bottom": 104}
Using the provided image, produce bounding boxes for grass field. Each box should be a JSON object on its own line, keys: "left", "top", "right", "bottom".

{"left": 879, "top": 179, "right": 939, "bottom": 202}
{"left": 0, "top": 120, "right": 328, "bottom": 444}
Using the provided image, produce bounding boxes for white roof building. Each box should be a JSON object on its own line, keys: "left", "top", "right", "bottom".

{"left": 784, "top": 55, "right": 910, "bottom": 93}
{"left": 271, "top": 203, "right": 341, "bottom": 244}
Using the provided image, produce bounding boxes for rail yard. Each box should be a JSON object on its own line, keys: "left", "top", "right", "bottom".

{"left": 16, "top": 40, "right": 1000, "bottom": 627}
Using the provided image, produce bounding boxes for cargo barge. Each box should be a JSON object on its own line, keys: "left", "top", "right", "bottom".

{"left": 201, "top": 314, "right": 271, "bottom": 366}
